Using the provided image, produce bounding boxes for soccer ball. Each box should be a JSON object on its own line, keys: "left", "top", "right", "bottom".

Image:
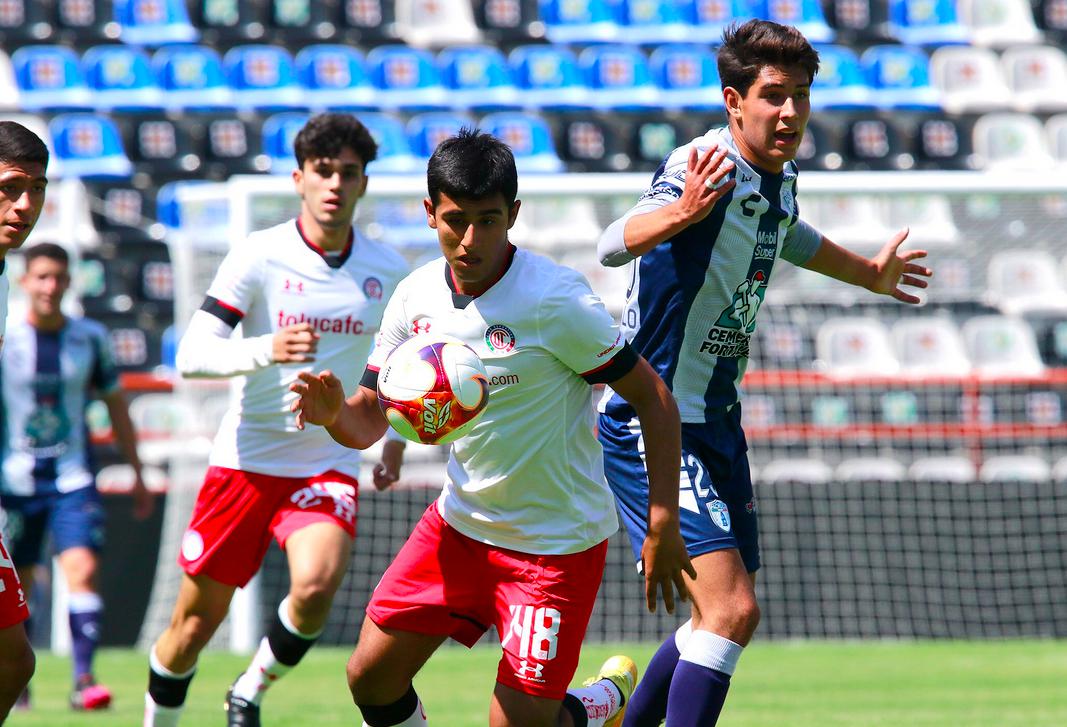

{"left": 377, "top": 333, "right": 490, "bottom": 444}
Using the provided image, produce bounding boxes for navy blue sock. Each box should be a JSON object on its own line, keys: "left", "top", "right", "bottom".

{"left": 622, "top": 633, "right": 680, "bottom": 727}
{"left": 664, "top": 660, "right": 731, "bottom": 727}
{"left": 69, "top": 592, "right": 103, "bottom": 682}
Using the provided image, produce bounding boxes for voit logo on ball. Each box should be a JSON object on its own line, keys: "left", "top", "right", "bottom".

{"left": 485, "top": 324, "right": 516, "bottom": 352}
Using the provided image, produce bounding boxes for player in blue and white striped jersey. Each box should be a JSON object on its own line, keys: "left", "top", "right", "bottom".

{"left": 596, "top": 20, "right": 933, "bottom": 727}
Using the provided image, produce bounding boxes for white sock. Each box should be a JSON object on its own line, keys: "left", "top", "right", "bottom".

{"left": 231, "top": 597, "right": 321, "bottom": 705}
{"left": 144, "top": 693, "right": 183, "bottom": 727}
{"left": 565, "top": 680, "right": 623, "bottom": 727}
{"left": 360, "top": 697, "right": 428, "bottom": 726}
{"left": 674, "top": 618, "right": 694, "bottom": 651}
{"left": 680, "top": 630, "right": 744, "bottom": 676}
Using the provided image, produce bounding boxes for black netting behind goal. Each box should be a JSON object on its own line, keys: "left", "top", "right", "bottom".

{"left": 257, "top": 478, "right": 1067, "bottom": 645}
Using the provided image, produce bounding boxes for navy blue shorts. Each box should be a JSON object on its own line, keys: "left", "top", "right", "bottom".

{"left": 598, "top": 406, "right": 760, "bottom": 574}
{"left": 0, "top": 487, "right": 106, "bottom": 566}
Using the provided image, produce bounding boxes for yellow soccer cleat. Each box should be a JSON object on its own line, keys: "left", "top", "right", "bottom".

{"left": 583, "top": 655, "right": 638, "bottom": 727}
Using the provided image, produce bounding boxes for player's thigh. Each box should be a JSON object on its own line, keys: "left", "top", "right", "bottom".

{"left": 686, "top": 548, "right": 758, "bottom": 639}
{"left": 284, "top": 521, "right": 353, "bottom": 593}
{"left": 490, "top": 682, "right": 569, "bottom": 727}
{"left": 56, "top": 546, "right": 99, "bottom": 592}
{"left": 49, "top": 487, "right": 106, "bottom": 558}
{"left": 347, "top": 616, "right": 446, "bottom": 702}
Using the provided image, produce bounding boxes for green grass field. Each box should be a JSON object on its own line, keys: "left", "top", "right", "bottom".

{"left": 8, "top": 641, "right": 1066, "bottom": 726}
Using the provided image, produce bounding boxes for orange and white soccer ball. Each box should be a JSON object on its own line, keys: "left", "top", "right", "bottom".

{"left": 377, "top": 333, "right": 490, "bottom": 444}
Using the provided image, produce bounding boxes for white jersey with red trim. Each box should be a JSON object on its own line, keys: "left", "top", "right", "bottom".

{"left": 367, "top": 247, "right": 634, "bottom": 555}
{"left": 0, "top": 264, "right": 8, "bottom": 354}
{"left": 201, "top": 220, "right": 407, "bottom": 478}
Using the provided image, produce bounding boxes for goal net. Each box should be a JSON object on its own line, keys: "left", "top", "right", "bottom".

{"left": 142, "top": 172, "right": 1067, "bottom": 650}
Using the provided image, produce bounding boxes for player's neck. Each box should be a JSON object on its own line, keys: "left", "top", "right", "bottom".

{"left": 727, "top": 123, "right": 785, "bottom": 175}
{"left": 297, "top": 212, "right": 351, "bottom": 253}
{"left": 29, "top": 310, "right": 64, "bottom": 332}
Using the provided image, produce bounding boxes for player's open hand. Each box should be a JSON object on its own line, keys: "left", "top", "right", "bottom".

{"left": 290, "top": 370, "right": 344, "bottom": 429}
{"left": 273, "top": 322, "right": 320, "bottom": 364}
{"left": 869, "top": 228, "right": 933, "bottom": 304}
{"left": 677, "top": 144, "right": 736, "bottom": 226}
{"left": 641, "top": 526, "right": 696, "bottom": 614}
{"left": 131, "top": 478, "right": 155, "bottom": 520}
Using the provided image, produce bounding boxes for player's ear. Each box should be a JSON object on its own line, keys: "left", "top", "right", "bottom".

{"left": 423, "top": 197, "right": 438, "bottom": 229}
{"left": 292, "top": 165, "right": 304, "bottom": 195}
{"left": 506, "top": 199, "right": 520, "bottom": 229}
{"left": 724, "top": 86, "right": 743, "bottom": 119}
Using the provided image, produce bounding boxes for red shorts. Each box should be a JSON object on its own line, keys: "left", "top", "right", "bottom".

{"left": 367, "top": 503, "right": 608, "bottom": 700}
{"left": 0, "top": 533, "right": 29, "bottom": 629}
{"left": 178, "top": 466, "right": 358, "bottom": 587}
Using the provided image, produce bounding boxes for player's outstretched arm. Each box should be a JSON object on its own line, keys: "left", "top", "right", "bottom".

{"left": 610, "top": 356, "right": 696, "bottom": 614}
{"left": 290, "top": 372, "right": 387, "bottom": 450}
{"left": 102, "top": 389, "right": 154, "bottom": 520}
{"left": 801, "top": 227, "right": 933, "bottom": 305}
{"left": 599, "top": 145, "right": 735, "bottom": 266}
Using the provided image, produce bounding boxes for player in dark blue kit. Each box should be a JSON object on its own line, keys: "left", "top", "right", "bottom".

{"left": 0, "top": 243, "right": 153, "bottom": 711}
{"left": 596, "top": 20, "right": 933, "bottom": 726}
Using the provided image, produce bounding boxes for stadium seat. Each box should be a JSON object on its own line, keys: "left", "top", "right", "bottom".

{"left": 262, "top": 112, "right": 310, "bottom": 173}
{"left": 508, "top": 194, "right": 603, "bottom": 250}
{"left": 294, "top": 44, "right": 375, "bottom": 111}
{"left": 0, "top": 0, "right": 55, "bottom": 46}
{"left": 360, "top": 112, "right": 422, "bottom": 174}
{"left": 11, "top": 45, "right": 93, "bottom": 112}
{"left": 891, "top": 317, "right": 971, "bottom": 376}
{"left": 961, "top": 315, "right": 1045, "bottom": 377}
{"left": 887, "top": 0, "right": 969, "bottom": 46}
{"left": 674, "top": 0, "right": 747, "bottom": 43}
{"left": 129, "top": 392, "right": 198, "bottom": 441}
{"left": 195, "top": 116, "right": 268, "bottom": 178}
{"left": 338, "top": 0, "right": 399, "bottom": 44}
{"left": 836, "top": 457, "right": 906, "bottom": 482}
{"left": 815, "top": 316, "right": 899, "bottom": 377}
{"left": 96, "top": 312, "right": 159, "bottom": 370}
{"left": 809, "top": 45, "right": 874, "bottom": 111}
{"left": 120, "top": 116, "right": 201, "bottom": 180}
{"left": 1047, "top": 113, "right": 1067, "bottom": 168}
{"left": 929, "top": 46, "right": 1011, "bottom": 113}
{"left": 956, "top": 0, "right": 1041, "bottom": 47}
{"left": 1034, "top": 0, "right": 1067, "bottom": 45}
{"left": 152, "top": 45, "right": 233, "bottom": 111}
{"left": 82, "top": 45, "right": 165, "bottom": 112}
{"left": 54, "top": 0, "right": 121, "bottom": 45}
{"left": 908, "top": 114, "right": 975, "bottom": 170}
{"left": 972, "top": 113, "right": 1054, "bottom": 171}
{"left": 760, "top": 458, "right": 833, "bottom": 484}
{"left": 187, "top": 0, "right": 270, "bottom": 45}
{"left": 82, "top": 181, "right": 160, "bottom": 241}
{"left": 624, "top": 115, "right": 708, "bottom": 171}
{"left": 114, "top": 0, "right": 198, "bottom": 45}
{"left": 407, "top": 112, "right": 473, "bottom": 158}
{"left": 842, "top": 116, "right": 908, "bottom": 171}
{"left": 756, "top": 321, "right": 814, "bottom": 368}
{"left": 472, "top": 0, "right": 545, "bottom": 44}
{"left": 751, "top": 0, "right": 834, "bottom": 43}
{"left": 978, "top": 455, "right": 1051, "bottom": 482}
{"left": 793, "top": 116, "right": 845, "bottom": 171}
{"left": 266, "top": 0, "right": 340, "bottom": 45}
{"left": 437, "top": 45, "right": 521, "bottom": 111}
{"left": 860, "top": 45, "right": 940, "bottom": 111}
{"left": 822, "top": 0, "right": 894, "bottom": 44}
{"left": 648, "top": 45, "right": 723, "bottom": 112}
{"left": 986, "top": 250, "right": 1067, "bottom": 314}
{"left": 616, "top": 0, "right": 688, "bottom": 44}
{"left": 0, "top": 50, "right": 19, "bottom": 111}
{"left": 1000, "top": 46, "right": 1067, "bottom": 113}
{"left": 1025, "top": 311, "right": 1067, "bottom": 366}
{"left": 396, "top": 0, "right": 481, "bottom": 46}
{"left": 480, "top": 112, "right": 564, "bottom": 172}
{"left": 365, "top": 45, "right": 449, "bottom": 112}
{"left": 76, "top": 248, "right": 139, "bottom": 316}
{"left": 48, "top": 113, "right": 133, "bottom": 178}
{"left": 577, "top": 45, "right": 660, "bottom": 112}
{"left": 550, "top": 114, "right": 629, "bottom": 172}
{"left": 812, "top": 194, "right": 896, "bottom": 246}
{"left": 908, "top": 456, "right": 977, "bottom": 483}
{"left": 1024, "top": 390, "right": 1062, "bottom": 425}
{"left": 223, "top": 44, "right": 304, "bottom": 111}
{"left": 508, "top": 45, "right": 589, "bottom": 111}
{"left": 885, "top": 191, "right": 960, "bottom": 246}
{"left": 1054, "top": 455, "right": 1067, "bottom": 482}
{"left": 539, "top": 0, "right": 619, "bottom": 44}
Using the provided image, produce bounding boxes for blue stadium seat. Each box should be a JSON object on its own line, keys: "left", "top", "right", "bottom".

{"left": 888, "top": 0, "right": 969, "bottom": 45}
{"left": 365, "top": 45, "right": 448, "bottom": 112}
{"left": 617, "top": 0, "right": 688, "bottom": 44}
{"left": 810, "top": 45, "right": 874, "bottom": 110}
{"left": 114, "top": 0, "right": 198, "bottom": 45}
{"left": 82, "top": 45, "right": 164, "bottom": 112}
{"left": 508, "top": 45, "right": 589, "bottom": 111}
{"left": 152, "top": 45, "right": 232, "bottom": 111}
{"left": 861, "top": 45, "right": 940, "bottom": 111}
{"left": 674, "top": 0, "right": 747, "bottom": 43}
{"left": 223, "top": 44, "right": 304, "bottom": 112}
{"left": 11, "top": 45, "right": 93, "bottom": 112}
{"left": 407, "top": 112, "right": 473, "bottom": 158}
{"left": 360, "top": 112, "right": 422, "bottom": 174}
{"left": 649, "top": 44, "right": 723, "bottom": 111}
{"left": 750, "top": 0, "right": 834, "bottom": 42}
{"left": 437, "top": 45, "right": 520, "bottom": 111}
{"left": 261, "top": 112, "right": 309, "bottom": 173}
{"left": 48, "top": 113, "right": 133, "bottom": 178}
{"left": 481, "top": 112, "right": 564, "bottom": 173}
{"left": 539, "top": 0, "right": 619, "bottom": 44}
{"left": 578, "top": 45, "right": 660, "bottom": 111}
{"left": 294, "top": 44, "right": 375, "bottom": 111}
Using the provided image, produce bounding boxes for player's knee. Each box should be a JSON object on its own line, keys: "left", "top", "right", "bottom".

{"left": 289, "top": 579, "right": 336, "bottom": 617}
{"left": 170, "top": 611, "right": 225, "bottom": 654}
{"left": 346, "top": 653, "right": 397, "bottom": 704}
{"left": 734, "top": 594, "right": 761, "bottom": 641}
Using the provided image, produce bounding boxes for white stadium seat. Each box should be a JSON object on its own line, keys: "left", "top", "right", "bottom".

{"left": 1045, "top": 113, "right": 1067, "bottom": 169}
{"left": 1001, "top": 46, "right": 1067, "bottom": 113}
{"left": 961, "top": 315, "right": 1045, "bottom": 377}
{"left": 909, "top": 456, "right": 978, "bottom": 483}
{"left": 396, "top": 0, "right": 481, "bottom": 46}
{"left": 972, "top": 113, "right": 1055, "bottom": 171}
{"left": 891, "top": 317, "right": 972, "bottom": 377}
{"left": 760, "top": 458, "right": 833, "bottom": 484}
{"left": 978, "top": 455, "right": 1051, "bottom": 482}
{"left": 986, "top": 249, "right": 1067, "bottom": 314}
{"left": 957, "top": 0, "right": 1042, "bottom": 47}
{"left": 930, "top": 46, "right": 1011, "bottom": 113}
{"left": 836, "top": 457, "right": 906, "bottom": 482}
{"left": 815, "top": 316, "right": 899, "bottom": 377}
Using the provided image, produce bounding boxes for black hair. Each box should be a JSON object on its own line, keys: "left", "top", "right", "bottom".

{"left": 293, "top": 113, "right": 377, "bottom": 168}
{"left": 23, "top": 242, "right": 69, "bottom": 267}
{"left": 718, "top": 19, "right": 820, "bottom": 97}
{"left": 0, "top": 121, "right": 49, "bottom": 168}
{"left": 426, "top": 128, "right": 518, "bottom": 207}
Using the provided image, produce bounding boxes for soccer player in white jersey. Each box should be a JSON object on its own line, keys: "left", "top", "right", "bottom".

{"left": 1, "top": 243, "right": 153, "bottom": 711}
{"left": 0, "top": 120, "right": 48, "bottom": 724}
{"left": 596, "top": 20, "right": 934, "bottom": 726}
{"left": 290, "top": 129, "right": 694, "bottom": 727}
{"left": 143, "top": 114, "right": 409, "bottom": 727}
